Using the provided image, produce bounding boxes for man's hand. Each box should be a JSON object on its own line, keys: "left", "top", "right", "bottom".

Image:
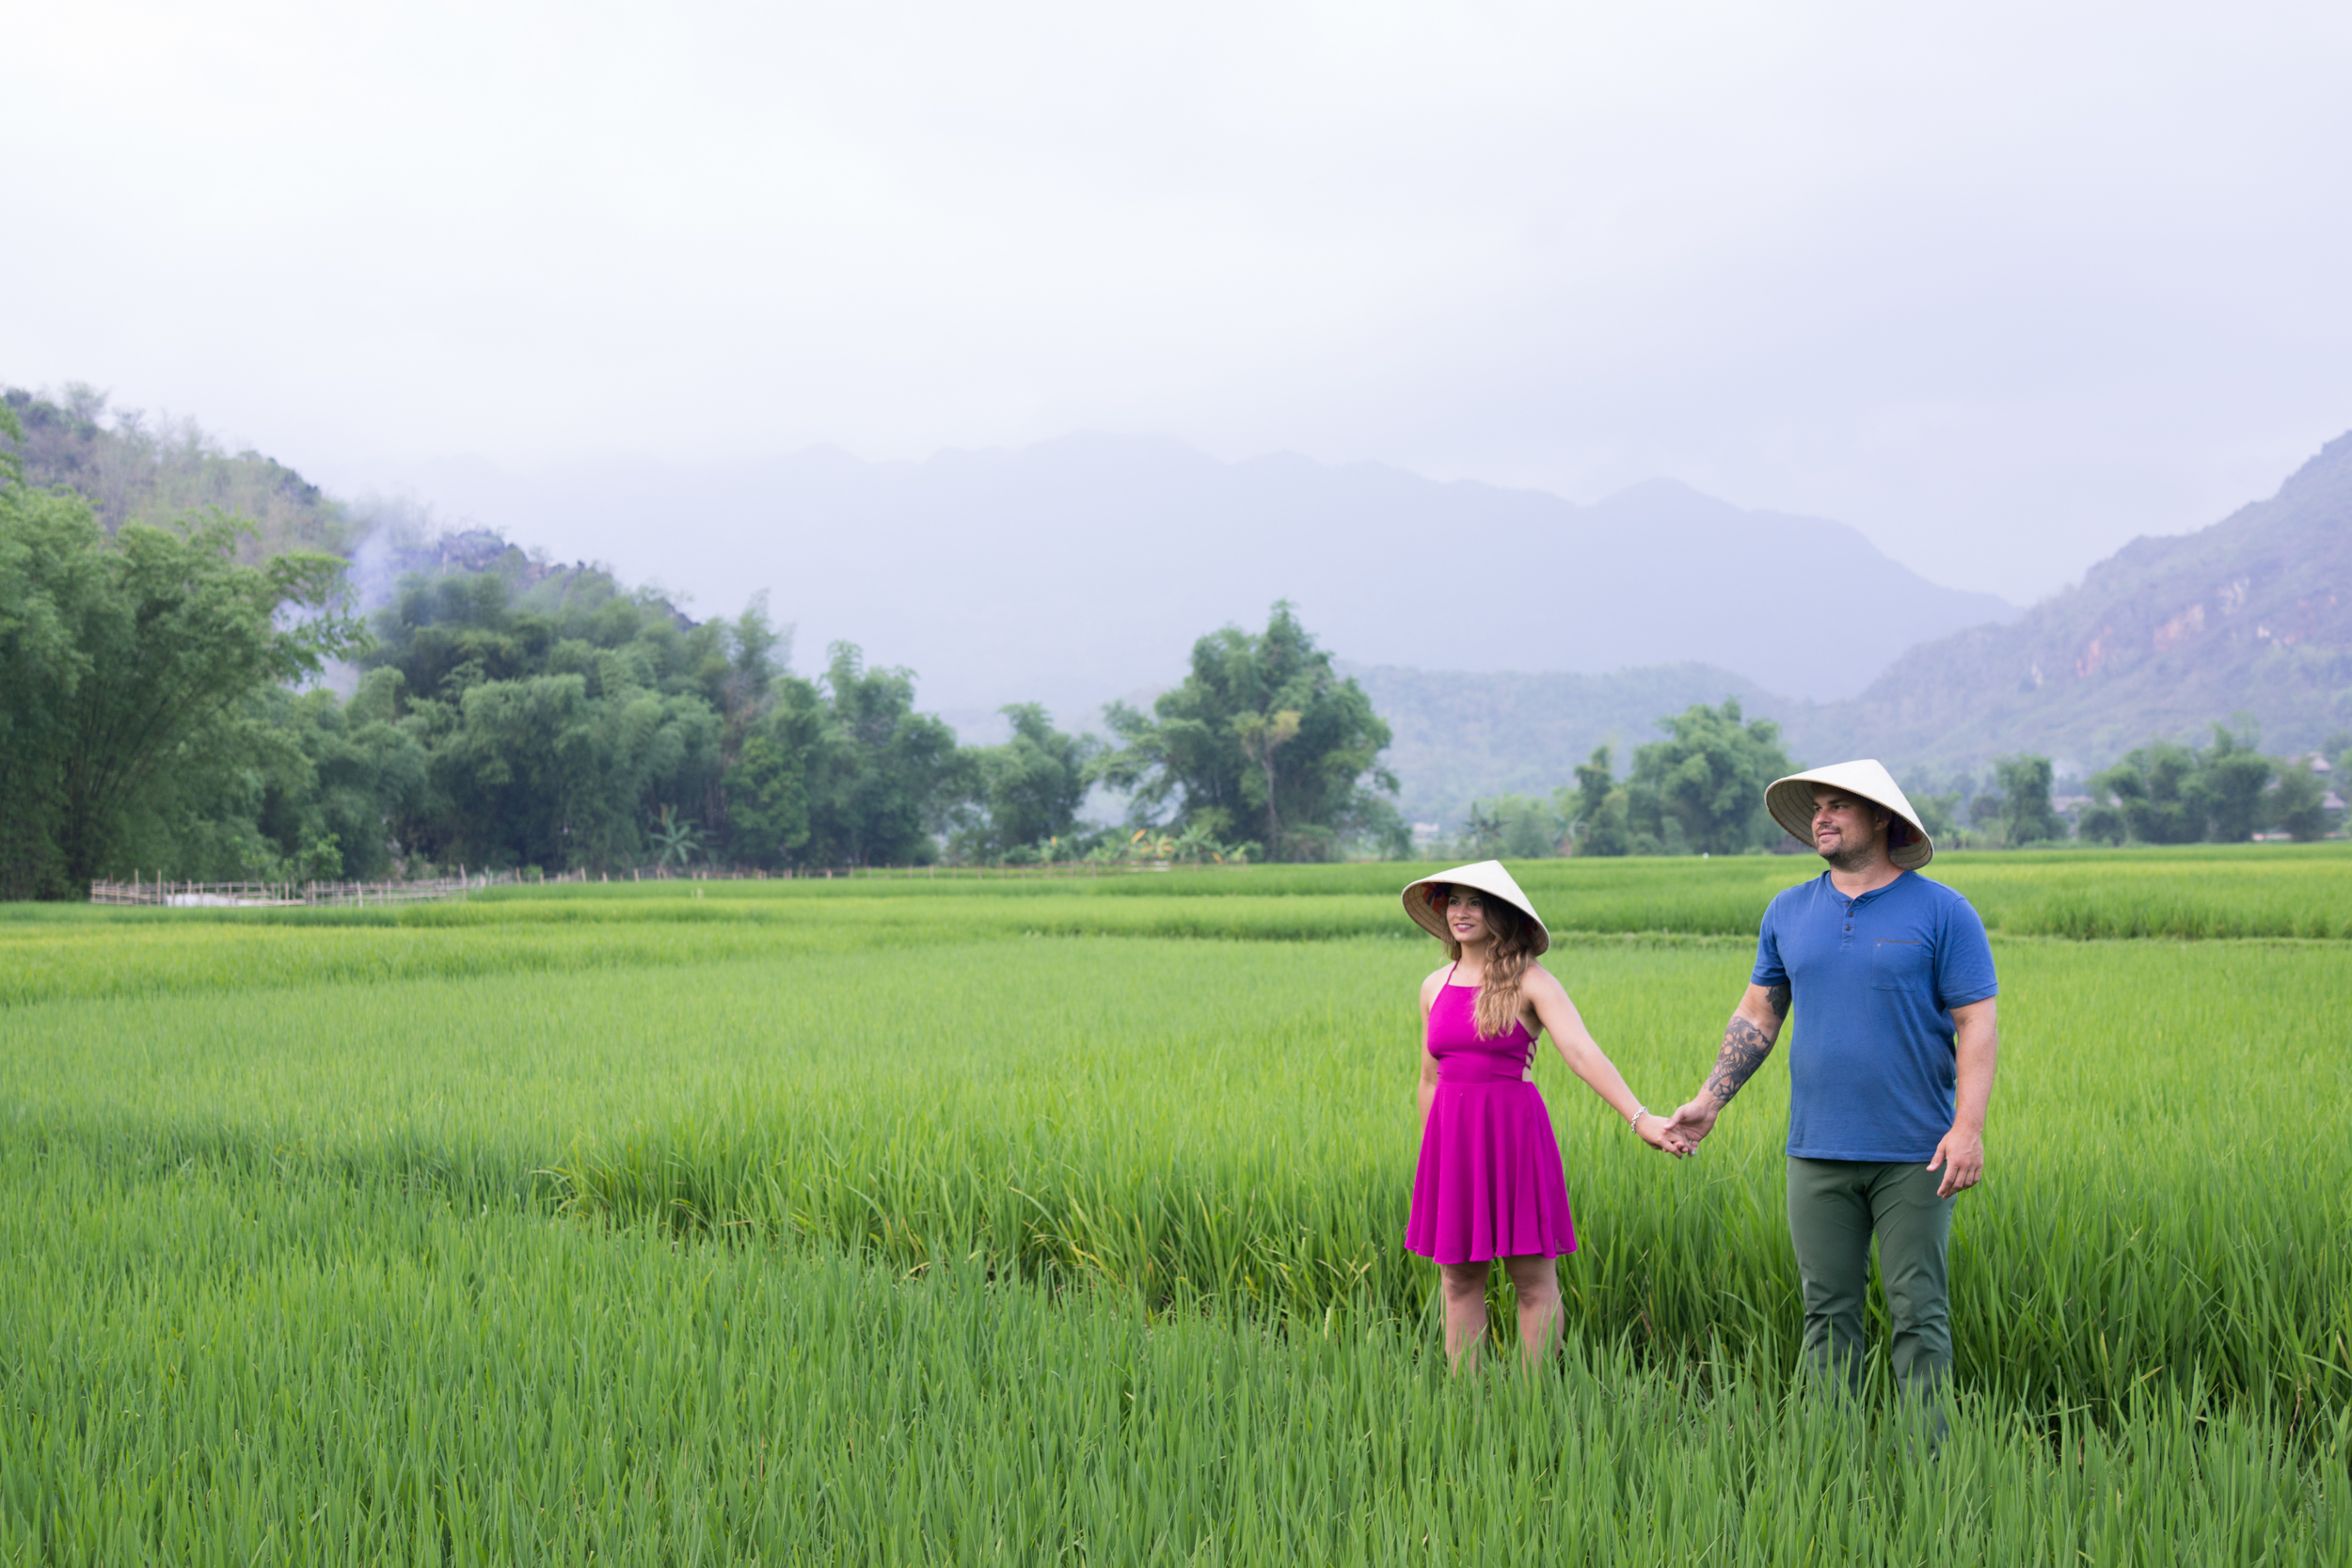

{"left": 1633, "top": 1113, "right": 1695, "bottom": 1157}
{"left": 1663, "top": 1099, "right": 1720, "bottom": 1148}
{"left": 1926, "top": 1127, "right": 1984, "bottom": 1198}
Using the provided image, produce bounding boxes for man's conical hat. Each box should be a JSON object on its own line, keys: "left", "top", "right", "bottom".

{"left": 1399, "top": 860, "right": 1550, "bottom": 954}
{"left": 1765, "top": 758, "right": 1934, "bottom": 870}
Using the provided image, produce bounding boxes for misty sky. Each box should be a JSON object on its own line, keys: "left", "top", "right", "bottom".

{"left": 7, "top": 1, "right": 2349, "bottom": 604}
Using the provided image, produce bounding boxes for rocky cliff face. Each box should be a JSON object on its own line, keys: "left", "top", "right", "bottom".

{"left": 1793, "top": 433, "right": 2352, "bottom": 770}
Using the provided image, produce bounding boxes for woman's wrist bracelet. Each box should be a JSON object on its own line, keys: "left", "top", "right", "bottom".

{"left": 1628, "top": 1104, "right": 1650, "bottom": 1130}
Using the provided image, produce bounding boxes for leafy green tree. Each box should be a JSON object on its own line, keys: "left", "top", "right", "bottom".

{"left": 2090, "top": 724, "right": 2275, "bottom": 846}
{"left": 1095, "top": 603, "right": 1403, "bottom": 862}
{"left": 0, "top": 404, "right": 359, "bottom": 896}
{"left": 1911, "top": 791, "right": 1962, "bottom": 843}
{"left": 247, "top": 674, "right": 428, "bottom": 880}
{"left": 1993, "top": 754, "right": 2067, "bottom": 845}
{"left": 803, "top": 644, "right": 968, "bottom": 867}
{"left": 2196, "top": 721, "right": 2274, "bottom": 844}
{"left": 364, "top": 562, "right": 729, "bottom": 871}
{"left": 723, "top": 674, "right": 825, "bottom": 867}
{"left": 2267, "top": 760, "right": 2331, "bottom": 842}
{"left": 2091, "top": 741, "right": 2204, "bottom": 844}
{"left": 1624, "top": 699, "right": 1794, "bottom": 855}
{"left": 959, "top": 704, "right": 1104, "bottom": 861}
{"left": 1562, "top": 744, "right": 1631, "bottom": 857}
{"left": 2075, "top": 802, "right": 2128, "bottom": 846}
{"left": 1462, "top": 794, "right": 1565, "bottom": 859}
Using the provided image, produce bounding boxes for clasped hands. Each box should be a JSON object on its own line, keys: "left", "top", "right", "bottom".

{"left": 1633, "top": 1110, "right": 1698, "bottom": 1157}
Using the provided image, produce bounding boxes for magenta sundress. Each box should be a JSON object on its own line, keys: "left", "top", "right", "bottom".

{"left": 1405, "top": 967, "right": 1578, "bottom": 1264}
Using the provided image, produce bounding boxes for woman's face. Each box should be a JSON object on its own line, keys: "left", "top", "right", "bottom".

{"left": 1444, "top": 889, "right": 1491, "bottom": 945}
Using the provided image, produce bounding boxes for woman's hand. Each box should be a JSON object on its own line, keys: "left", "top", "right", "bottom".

{"left": 1634, "top": 1111, "right": 1693, "bottom": 1157}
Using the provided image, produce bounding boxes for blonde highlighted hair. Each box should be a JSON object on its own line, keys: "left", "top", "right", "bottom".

{"left": 1424, "top": 883, "right": 1539, "bottom": 1038}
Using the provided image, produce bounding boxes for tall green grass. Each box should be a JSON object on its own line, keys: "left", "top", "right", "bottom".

{"left": 10, "top": 928, "right": 2345, "bottom": 1422}
{"left": 8, "top": 842, "right": 2346, "bottom": 1009}
{"left": 8, "top": 862, "right": 2349, "bottom": 1560}
{"left": 5, "top": 1144, "right": 2343, "bottom": 1566}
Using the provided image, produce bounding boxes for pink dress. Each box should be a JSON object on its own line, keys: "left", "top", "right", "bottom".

{"left": 1406, "top": 968, "right": 1578, "bottom": 1264}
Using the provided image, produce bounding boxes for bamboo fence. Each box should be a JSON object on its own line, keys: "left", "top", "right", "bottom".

{"left": 90, "top": 859, "right": 1217, "bottom": 906}
{"left": 90, "top": 874, "right": 492, "bottom": 908}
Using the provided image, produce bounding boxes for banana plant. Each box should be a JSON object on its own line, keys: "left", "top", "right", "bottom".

{"left": 649, "top": 804, "right": 703, "bottom": 873}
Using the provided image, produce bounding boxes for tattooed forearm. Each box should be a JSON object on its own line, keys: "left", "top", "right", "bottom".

{"left": 1703, "top": 1017, "right": 1776, "bottom": 1106}
{"left": 1701, "top": 987, "right": 1787, "bottom": 1108}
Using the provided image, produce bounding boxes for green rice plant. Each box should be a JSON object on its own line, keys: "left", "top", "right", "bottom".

{"left": 11, "top": 839, "right": 2345, "bottom": 1011}
{"left": 8, "top": 920, "right": 2346, "bottom": 1423}
{"left": 3, "top": 1143, "right": 2344, "bottom": 1566}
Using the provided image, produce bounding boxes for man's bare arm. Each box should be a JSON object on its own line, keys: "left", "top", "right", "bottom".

{"left": 1666, "top": 983, "right": 1788, "bottom": 1143}
{"left": 1701, "top": 982, "right": 1789, "bottom": 1106}
{"left": 1928, "top": 997, "right": 1998, "bottom": 1196}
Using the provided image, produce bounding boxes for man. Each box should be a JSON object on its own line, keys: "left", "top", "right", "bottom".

{"left": 1666, "top": 759, "right": 1998, "bottom": 1415}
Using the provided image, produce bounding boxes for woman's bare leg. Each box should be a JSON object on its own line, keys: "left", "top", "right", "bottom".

{"left": 1438, "top": 1262, "right": 1490, "bottom": 1369}
{"left": 1503, "top": 1255, "right": 1562, "bottom": 1366}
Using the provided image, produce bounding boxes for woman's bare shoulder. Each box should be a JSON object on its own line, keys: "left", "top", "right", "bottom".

{"left": 1521, "top": 961, "right": 1571, "bottom": 1001}
{"left": 1420, "top": 963, "right": 1454, "bottom": 1000}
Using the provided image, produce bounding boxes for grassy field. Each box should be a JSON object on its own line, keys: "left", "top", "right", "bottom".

{"left": 5, "top": 846, "right": 2349, "bottom": 1562}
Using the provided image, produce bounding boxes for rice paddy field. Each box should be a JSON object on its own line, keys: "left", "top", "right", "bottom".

{"left": 5, "top": 843, "right": 2349, "bottom": 1564}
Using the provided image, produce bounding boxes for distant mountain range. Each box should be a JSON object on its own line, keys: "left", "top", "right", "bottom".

{"left": 393, "top": 436, "right": 2014, "bottom": 725}
{"left": 16, "top": 381, "right": 2343, "bottom": 821}
{"left": 1782, "top": 432, "right": 2352, "bottom": 776}
{"left": 1271, "top": 433, "right": 2352, "bottom": 814}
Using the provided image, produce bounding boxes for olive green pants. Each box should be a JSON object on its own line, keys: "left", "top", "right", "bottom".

{"left": 1786, "top": 1156, "right": 1954, "bottom": 1397}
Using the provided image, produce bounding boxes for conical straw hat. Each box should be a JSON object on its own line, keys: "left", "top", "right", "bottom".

{"left": 1399, "top": 860, "right": 1550, "bottom": 955}
{"left": 1765, "top": 759, "right": 1934, "bottom": 870}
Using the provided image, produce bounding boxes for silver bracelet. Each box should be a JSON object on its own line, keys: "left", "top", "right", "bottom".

{"left": 1627, "top": 1104, "right": 1650, "bottom": 1130}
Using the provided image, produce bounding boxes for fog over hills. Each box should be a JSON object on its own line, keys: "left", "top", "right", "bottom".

{"left": 398, "top": 435, "right": 2014, "bottom": 735}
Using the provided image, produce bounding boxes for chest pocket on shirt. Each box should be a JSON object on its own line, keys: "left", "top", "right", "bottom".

{"left": 1869, "top": 938, "right": 1931, "bottom": 993}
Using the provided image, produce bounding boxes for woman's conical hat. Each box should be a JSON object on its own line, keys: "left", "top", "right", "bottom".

{"left": 1399, "top": 860, "right": 1550, "bottom": 955}
{"left": 1765, "top": 759, "right": 1934, "bottom": 870}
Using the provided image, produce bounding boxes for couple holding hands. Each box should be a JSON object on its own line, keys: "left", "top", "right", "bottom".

{"left": 1405, "top": 759, "right": 2000, "bottom": 1402}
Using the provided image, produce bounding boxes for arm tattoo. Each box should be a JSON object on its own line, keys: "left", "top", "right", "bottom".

{"left": 1704, "top": 989, "right": 1788, "bottom": 1108}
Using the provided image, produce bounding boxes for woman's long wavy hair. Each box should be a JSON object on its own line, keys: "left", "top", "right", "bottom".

{"left": 1426, "top": 883, "right": 1539, "bottom": 1039}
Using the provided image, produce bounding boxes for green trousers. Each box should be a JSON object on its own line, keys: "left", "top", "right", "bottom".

{"left": 1786, "top": 1156, "right": 1954, "bottom": 1395}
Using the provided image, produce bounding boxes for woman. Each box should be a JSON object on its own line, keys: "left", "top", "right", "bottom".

{"left": 1403, "top": 860, "right": 1687, "bottom": 1367}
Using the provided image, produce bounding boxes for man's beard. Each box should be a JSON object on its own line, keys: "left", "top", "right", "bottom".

{"left": 1818, "top": 835, "right": 1880, "bottom": 872}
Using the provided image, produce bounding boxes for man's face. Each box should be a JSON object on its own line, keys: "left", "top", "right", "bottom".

{"left": 1811, "top": 786, "right": 1888, "bottom": 866}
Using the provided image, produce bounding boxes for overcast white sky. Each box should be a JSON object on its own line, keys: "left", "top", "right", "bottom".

{"left": 7, "top": 0, "right": 2348, "bottom": 601}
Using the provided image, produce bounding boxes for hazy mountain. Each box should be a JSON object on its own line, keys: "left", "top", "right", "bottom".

{"left": 1375, "top": 430, "right": 2352, "bottom": 816}
{"left": 1788, "top": 431, "right": 2352, "bottom": 773}
{"left": 395, "top": 435, "right": 2013, "bottom": 730}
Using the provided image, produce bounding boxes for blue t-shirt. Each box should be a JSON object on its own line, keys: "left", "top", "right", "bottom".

{"left": 1752, "top": 870, "right": 1998, "bottom": 1163}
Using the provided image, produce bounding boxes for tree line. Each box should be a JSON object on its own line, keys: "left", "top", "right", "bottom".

{"left": 9, "top": 384, "right": 2334, "bottom": 897}
{"left": 1449, "top": 702, "right": 2342, "bottom": 860}
{"left": 1, "top": 406, "right": 1403, "bottom": 896}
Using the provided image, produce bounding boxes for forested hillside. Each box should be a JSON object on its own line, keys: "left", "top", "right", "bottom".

{"left": 1, "top": 385, "right": 358, "bottom": 562}
{"left": 1797, "top": 432, "right": 2352, "bottom": 770}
